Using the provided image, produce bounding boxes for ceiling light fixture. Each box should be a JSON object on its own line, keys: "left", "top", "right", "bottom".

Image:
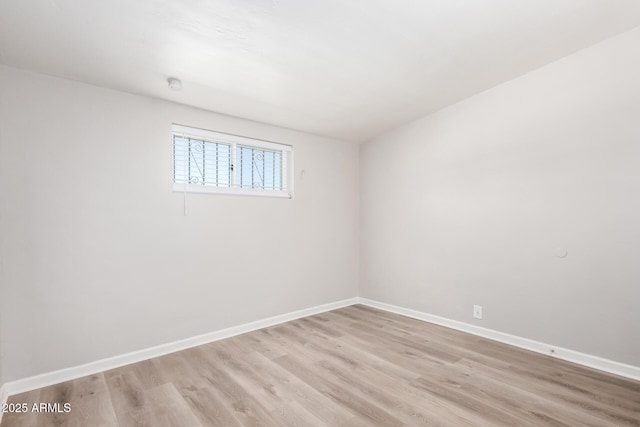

{"left": 167, "top": 77, "right": 182, "bottom": 91}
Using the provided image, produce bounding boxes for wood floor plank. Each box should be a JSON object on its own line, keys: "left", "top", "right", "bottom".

{"left": 287, "top": 331, "right": 483, "bottom": 425}
{"left": 189, "top": 346, "right": 287, "bottom": 427}
{"left": 0, "top": 389, "right": 41, "bottom": 427}
{"left": 242, "top": 351, "right": 355, "bottom": 426}
{"left": 180, "top": 383, "right": 244, "bottom": 427}
{"left": 210, "top": 341, "right": 326, "bottom": 426}
{"left": 456, "top": 358, "right": 623, "bottom": 427}
{"left": 115, "top": 383, "right": 202, "bottom": 427}
{"left": 2, "top": 305, "right": 639, "bottom": 426}
{"left": 275, "top": 354, "right": 404, "bottom": 426}
{"left": 3, "top": 375, "right": 118, "bottom": 427}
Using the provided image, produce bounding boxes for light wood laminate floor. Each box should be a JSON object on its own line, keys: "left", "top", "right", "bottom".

{"left": 2, "top": 305, "right": 639, "bottom": 426}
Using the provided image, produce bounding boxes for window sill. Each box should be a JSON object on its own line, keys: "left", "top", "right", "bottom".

{"left": 173, "top": 184, "right": 291, "bottom": 198}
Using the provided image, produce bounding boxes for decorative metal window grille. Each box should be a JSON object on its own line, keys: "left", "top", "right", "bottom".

{"left": 172, "top": 124, "right": 291, "bottom": 198}
{"left": 173, "top": 136, "right": 232, "bottom": 187}
{"left": 236, "top": 145, "right": 283, "bottom": 190}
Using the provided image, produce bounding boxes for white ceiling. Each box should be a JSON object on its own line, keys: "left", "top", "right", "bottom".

{"left": 1, "top": 1, "right": 640, "bottom": 142}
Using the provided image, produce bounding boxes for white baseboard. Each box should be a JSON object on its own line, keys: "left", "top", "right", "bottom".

{"left": 3, "top": 297, "right": 359, "bottom": 397}
{"left": 356, "top": 297, "right": 640, "bottom": 381}
{"left": 3, "top": 295, "right": 638, "bottom": 400}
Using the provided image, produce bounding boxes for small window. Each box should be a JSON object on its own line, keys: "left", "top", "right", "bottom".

{"left": 172, "top": 124, "right": 291, "bottom": 198}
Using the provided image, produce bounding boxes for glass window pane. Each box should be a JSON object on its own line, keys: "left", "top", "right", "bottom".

{"left": 173, "top": 136, "right": 231, "bottom": 187}
{"left": 235, "top": 145, "right": 282, "bottom": 190}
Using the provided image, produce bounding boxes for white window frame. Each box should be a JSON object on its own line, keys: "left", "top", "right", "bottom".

{"left": 172, "top": 124, "right": 292, "bottom": 198}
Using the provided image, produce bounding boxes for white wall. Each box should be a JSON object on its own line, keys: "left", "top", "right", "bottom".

{"left": 360, "top": 27, "right": 640, "bottom": 366}
{"left": 0, "top": 93, "right": 5, "bottom": 392}
{"left": 0, "top": 327, "right": 3, "bottom": 389}
{"left": 0, "top": 66, "right": 359, "bottom": 382}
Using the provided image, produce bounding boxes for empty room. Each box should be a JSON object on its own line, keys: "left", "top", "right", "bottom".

{"left": 0, "top": 0, "right": 639, "bottom": 426}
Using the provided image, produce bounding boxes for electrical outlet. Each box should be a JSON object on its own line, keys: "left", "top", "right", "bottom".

{"left": 473, "top": 305, "right": 483, "bottom": 319}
